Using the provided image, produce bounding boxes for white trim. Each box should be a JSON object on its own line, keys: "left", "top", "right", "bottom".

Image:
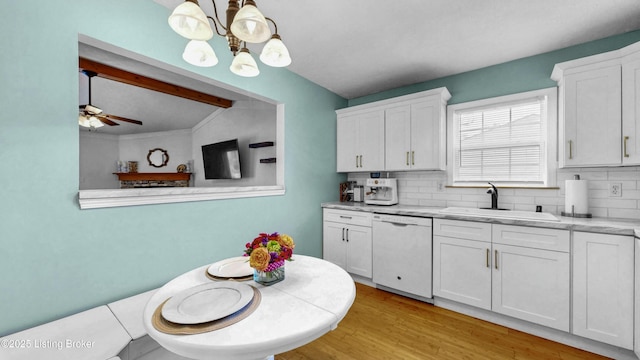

{"left": 446, "top": 87, "right": 558, "bottom": 188}
{"left": 336, "top": 88, "right": 451, "bottom": 116}
{"left": 78, "top": 186, "right": 285, "bottom": 209}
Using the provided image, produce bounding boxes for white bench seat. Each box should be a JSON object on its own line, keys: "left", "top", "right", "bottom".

{"left": 0, "top": 305, "right": 131, "bottom": 360}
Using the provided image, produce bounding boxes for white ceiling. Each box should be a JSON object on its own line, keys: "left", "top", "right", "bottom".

{"left": 82, "top": 1, "right": 640, "bottom": 135}
{"left": 156, "top": 0, "right": 640, "bottom": 99}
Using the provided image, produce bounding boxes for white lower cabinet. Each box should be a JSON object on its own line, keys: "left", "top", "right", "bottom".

{"left": 433, "top": 219, "right": 570, "bottom": 331}
{"left": 573, "top": 231, "right": 634, "bottom": 350}
{"left": 322, "top": 209, "right": 372, "bottom": 278}
{"left": 492, "top": 243, "right": 570, "bottom": 331}
{"left": 433, "top": 235, "right": 492, "bottom": 309}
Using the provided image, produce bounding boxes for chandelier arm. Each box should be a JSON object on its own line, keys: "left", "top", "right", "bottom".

{"left": 207, "top": 16, "right": 226, "bottom": 36}
{"left": 209, "top": 0, "right": 228, "bottom": 31}
{"left": 265, "top": 17, "right": 278, "bottom": 34}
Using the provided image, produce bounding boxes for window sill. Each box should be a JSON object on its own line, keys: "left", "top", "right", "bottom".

{"left": 446, "top": 185, "right": 559, "bottom": 190}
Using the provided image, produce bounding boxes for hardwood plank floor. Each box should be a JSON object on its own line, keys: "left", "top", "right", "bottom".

{"left": 278, "top": 283, "right": 610, "bottom": 360}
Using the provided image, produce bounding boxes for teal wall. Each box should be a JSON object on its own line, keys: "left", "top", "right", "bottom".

{"left": 2, "top": 1, "right": 640, "bottom": 338}
{"left": 349, "top": 30, "right": 640, "bottom": 107}
{"left": 0, "top": 1, "right": 346, "bottom": 336}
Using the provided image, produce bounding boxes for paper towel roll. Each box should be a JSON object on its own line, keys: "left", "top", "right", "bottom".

{"left": 565, "top": 179, "right": 589, "bottom": 214}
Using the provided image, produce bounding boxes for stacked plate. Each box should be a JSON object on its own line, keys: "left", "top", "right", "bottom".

{"left": 207, "top": 256, "right": 254, "bottom": 281}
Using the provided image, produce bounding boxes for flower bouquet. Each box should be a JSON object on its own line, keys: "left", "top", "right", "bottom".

{"left": 244, "top": 232, "right": 295, "bottom": 285}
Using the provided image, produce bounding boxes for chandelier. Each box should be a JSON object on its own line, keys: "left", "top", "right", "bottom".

{"left": 168, "top": 0, "right": 291, "bottom": 77}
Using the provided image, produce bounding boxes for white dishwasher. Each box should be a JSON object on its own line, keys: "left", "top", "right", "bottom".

{"left": 372, "top": 214, "right": 433, "bottom": 299}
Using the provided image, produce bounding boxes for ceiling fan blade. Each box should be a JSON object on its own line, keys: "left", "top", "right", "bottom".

{"left": 96, "top": 116, "right": 119, "bottom": 126}
{"left": 104, "top": 114, "right": 143, "bottom": 125}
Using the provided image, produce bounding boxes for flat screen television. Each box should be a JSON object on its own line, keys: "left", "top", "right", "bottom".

{"left": 201, "top": 139, "right": 242, "bottom": 179}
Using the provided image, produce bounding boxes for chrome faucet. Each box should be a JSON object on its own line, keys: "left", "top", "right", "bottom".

{"left": 487, "top": 182, "right": 499, "bottom": 209}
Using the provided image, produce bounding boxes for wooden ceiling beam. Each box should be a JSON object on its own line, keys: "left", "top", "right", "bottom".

{"left": 79, "top": 57, "right": 233, "bottom": 109}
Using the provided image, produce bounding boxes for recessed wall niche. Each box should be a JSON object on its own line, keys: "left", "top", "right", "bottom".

{"left": 77, "top": 36, "right": 284, "bottom": 209}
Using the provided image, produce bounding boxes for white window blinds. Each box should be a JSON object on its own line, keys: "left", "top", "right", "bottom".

{"left": 453, "top": 96, "right": 548, "bottom": 184}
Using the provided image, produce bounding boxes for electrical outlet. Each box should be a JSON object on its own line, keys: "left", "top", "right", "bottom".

{"left": 609, "top": 183, "right": 622, "bottom": 197}
{"left": 437, "top": 182, "right": 445, "bottom": 192}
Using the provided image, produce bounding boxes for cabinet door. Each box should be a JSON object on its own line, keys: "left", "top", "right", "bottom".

{"left": 433, "top": 235, "right": 491, "bottom": 310}
{"left": 336, "top": 114, "right": 358, "bottom": 172}
{"left": 384, "top": 105, "right": 411, "bottom": 171}
{"left": 345, "top": 224, "right": 372, "bottom": 278}
{"left": 357, "top": 111, "right": 385, "bottom": 171}
{"left": 410, "top": 99, "right": 444, "bottom": 170}
{"left": 492, "top": 244, "right": 569, "bottom": 331}
{"left": 622, "top": 58, "right": 640, "bottom": 165}
{"left": 322, "top": 221, "right": 347, "bottom": 270}
{"left": 573, "top": 232, "right": 634, "bottom": 349}
{"left": 372, "top": 221, "right": 432, "bottom": 298}
{"left": 562, "top": 65, "right": 621, "bottom": 167}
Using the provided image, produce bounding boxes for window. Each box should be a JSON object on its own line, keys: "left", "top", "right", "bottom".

{"left": 447, "top": 88, "right": 557, "bottom": 187}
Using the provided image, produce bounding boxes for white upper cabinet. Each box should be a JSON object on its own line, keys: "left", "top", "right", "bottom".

{"left": 336, "top": 110, "right": 385, "bottom": 172}
{"left": 552, "top": 41, "right": 640, "bottom": 167}
{"left": 336, "top": 87, "right": 450, "bottom": 172}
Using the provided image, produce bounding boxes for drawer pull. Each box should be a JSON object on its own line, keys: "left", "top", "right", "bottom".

{"left": 339, "top": 215, "right": 353, "bottom": 219}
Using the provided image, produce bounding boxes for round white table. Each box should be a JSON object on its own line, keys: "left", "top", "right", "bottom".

{"left": 143, "top": 255, "right": 356, "bottom": 360}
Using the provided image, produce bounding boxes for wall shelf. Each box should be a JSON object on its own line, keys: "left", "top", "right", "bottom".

{"left": 249, "top": 141, "right": 274, "bottom": 148}
{"left": 260, "top": 158, "right": 277, "bottom": 163}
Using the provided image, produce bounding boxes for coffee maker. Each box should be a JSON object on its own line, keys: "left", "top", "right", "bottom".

{"left": 364, "top": 178, "right": 399, "bottom": 205}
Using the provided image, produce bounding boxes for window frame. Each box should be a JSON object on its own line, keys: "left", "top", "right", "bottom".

{"left": 446, "top": 87, "right": 558, "bottom": 188}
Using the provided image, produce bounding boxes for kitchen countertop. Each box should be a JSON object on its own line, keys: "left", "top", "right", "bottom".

{"left": 322, "top": 202, "right": 640, "bottom": 237}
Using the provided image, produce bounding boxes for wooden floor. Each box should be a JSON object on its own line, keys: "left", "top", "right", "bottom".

{"left": 278, "top": 283, "right": 610, "bottom": 360}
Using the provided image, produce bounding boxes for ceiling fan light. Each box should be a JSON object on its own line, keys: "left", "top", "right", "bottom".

{"left": 230, "top": 48, "right": 260, "bottom": 77}
{"left": 168, "top": 1, "right": 213, "bottom": 40}
{"left": 78, "top": 114, "right": 90, "bottom": 127}
{"left": 230, "top": 2, "right": 271, "bottom": 43}
{"left": 88, "top": 116, "right": 104, "bottom": 128}
{"left": 183, "top": 40, "right": 219, "bottom": 67}
{"left": 260, "top": 34, "right": 291, "bottom": 67}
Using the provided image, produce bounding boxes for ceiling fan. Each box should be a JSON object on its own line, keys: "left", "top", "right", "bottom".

{"left": 78, "top": 70, "right": 143, "bottom": 129}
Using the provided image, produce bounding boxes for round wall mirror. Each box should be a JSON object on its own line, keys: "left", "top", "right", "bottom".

{"left": 147, "top": 148, "right": 169, "bottom": 168}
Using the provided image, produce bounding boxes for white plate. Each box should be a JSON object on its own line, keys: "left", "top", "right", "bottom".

{"left": 208, "top": 256, "right": 253, "bottom": 278}
{"left": 162, "top": 282, "right": 254, "bottom": 324}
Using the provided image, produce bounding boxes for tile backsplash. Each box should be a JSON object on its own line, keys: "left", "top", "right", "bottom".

{"left": 348, "top": 167, "right": 640, "bottom": 220}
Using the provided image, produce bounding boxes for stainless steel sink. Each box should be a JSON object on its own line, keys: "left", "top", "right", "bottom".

{"left": 439, "top": 207, "right": 559, "bottom": 222}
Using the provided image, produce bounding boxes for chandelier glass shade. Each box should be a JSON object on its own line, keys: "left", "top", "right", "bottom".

{"left": 230, "top": 47, "right": 260, "bottom": 77}
{"left": 182, "top": 40, "right": 219, "bottom": 67}
{"left": 168, "top": 0, "right": 291, "bottom": 77}
{"left": 78, "top": 115, "right": 104, "bottom": 129}
{"left": 168, "top": 1, "right": 213, "bottom": 40}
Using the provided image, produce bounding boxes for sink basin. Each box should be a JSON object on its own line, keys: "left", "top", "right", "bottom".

{"left": 440, "top": 207, "right": 559, "bottom": 222}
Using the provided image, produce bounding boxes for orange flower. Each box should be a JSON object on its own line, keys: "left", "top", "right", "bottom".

{"left": 249, "top": 247, "right": 270, "bottom": 271}
{"left": 278, "top": 234, "right": 295, "bottom": 249}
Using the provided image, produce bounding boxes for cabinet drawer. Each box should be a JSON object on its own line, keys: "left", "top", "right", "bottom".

{"left": 492, "top": 225, "right": 569, "bottom": 252}
{"left": 323, "top": 209, "right": 372, "bottom": 227}
{"left": 433, "top": 219, "right": 491, "bottom": 242}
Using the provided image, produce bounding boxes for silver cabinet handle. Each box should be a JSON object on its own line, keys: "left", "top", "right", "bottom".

{"left": 355, "top": 155, "right": 359, "bottom": 168}
{"left": 342, "top": 228, "right": 345, "bottom": 241}
{"left": 494, "top": 249, "right": 498, "bottom": 270}
{"left": 406, "top": 151, "right": 409, "bottom": 166}
{"left": 568, "top": 140, "right": 573, "bottom": 160}
{"left": 345, "top": 228, "right": 349, "bottom": 242}
{"left": 624, "top": 136, "right": 630, "bottom": 158}
{"left": 411, "top": 151, "right": 415, "bottom": 165}
{"left": 359, "top": 155, "right": 363, "bottom": 168}
{"left": 486, "top": 249, "right": 490, "bottom": 268}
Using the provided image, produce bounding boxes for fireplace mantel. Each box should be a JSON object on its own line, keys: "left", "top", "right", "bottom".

{"left": 114, "top": 172, "right": 191, "bottom": 188}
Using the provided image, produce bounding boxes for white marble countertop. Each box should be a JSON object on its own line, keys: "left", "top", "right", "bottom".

{"left": 143, "top": 255, "right": 355, "bottom": 360}
{"left": 323, "top": 202, "right": 640, "bottom": 236}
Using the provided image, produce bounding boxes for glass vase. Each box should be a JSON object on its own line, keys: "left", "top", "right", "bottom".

{"left": 253, "top": 265, "right": 285, "bottom": 285}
